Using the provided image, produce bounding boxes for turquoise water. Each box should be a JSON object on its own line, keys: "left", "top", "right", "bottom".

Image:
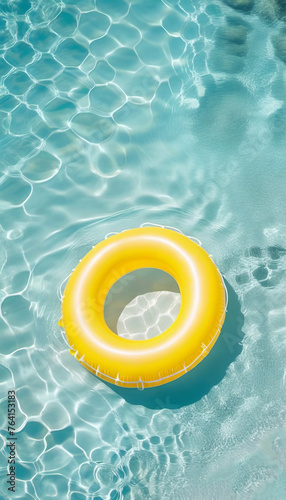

{"left": 1, "top": 0, "right": 286, "bottom": 498}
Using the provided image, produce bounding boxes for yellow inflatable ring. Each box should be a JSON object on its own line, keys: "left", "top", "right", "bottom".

{"left": 60, "top": 226, "right": 226, "bottom": 388}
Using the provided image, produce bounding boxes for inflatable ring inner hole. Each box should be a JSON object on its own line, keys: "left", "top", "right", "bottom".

{"left": 104, "top": 268, "right": 181, "bottom": 341}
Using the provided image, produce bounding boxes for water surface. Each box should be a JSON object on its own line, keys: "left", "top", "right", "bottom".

{"left": 1, "top": 1, "right": 286, "bottom": 499}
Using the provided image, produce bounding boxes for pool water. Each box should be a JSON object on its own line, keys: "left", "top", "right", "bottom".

{"left": 1, "top": 0, "right": 286, "bottom": 498}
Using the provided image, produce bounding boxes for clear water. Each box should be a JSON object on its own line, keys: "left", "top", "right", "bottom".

{"left": 1, "top": 0, "right": 286, "bottom": 498}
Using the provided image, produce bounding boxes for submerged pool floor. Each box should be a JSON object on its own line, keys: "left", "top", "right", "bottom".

{"left": 1, "top": 1, "right": 286, "bottom": 499}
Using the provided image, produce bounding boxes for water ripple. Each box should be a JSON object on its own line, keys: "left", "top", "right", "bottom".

{"left": 1, "top": 1, "right": 286, "bottom": 499}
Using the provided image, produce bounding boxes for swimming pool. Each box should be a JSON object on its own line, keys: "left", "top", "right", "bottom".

{"left": 1, "top": 0, "right": 286, "bottom": 498}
